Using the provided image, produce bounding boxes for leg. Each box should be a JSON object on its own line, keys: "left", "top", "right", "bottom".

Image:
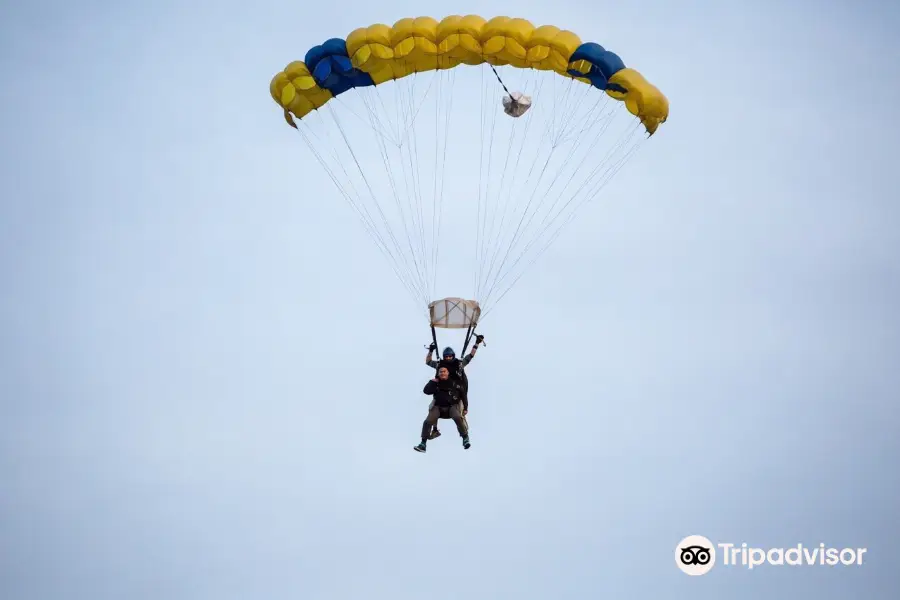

{"left": 415, "top": 406, "right": 440, "bottom": 452}
{"left": 420, "top": 405, "right": 440, "bottom": 439}
{"left": 428, "top": 398, "right": 441, "bottom": 439}
{"left": 462, "top": 393, "right": 469, "bottom": 431}
{"left": 449, "top": 403, "right": 470, "bottom": 449}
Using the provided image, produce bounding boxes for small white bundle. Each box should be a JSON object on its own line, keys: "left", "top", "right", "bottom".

{"left": 502, "top": 92, "right": 532, "bottom": 118}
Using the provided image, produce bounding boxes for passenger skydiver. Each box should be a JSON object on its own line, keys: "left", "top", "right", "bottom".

{"left": 414, "top": 366, "right": 470, "bottom": 453}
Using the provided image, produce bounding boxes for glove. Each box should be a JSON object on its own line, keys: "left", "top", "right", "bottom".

{"left": 475, "top": 334, "right": 485, "bottom": 345}
{"left": 428, "top": 342, "right": 437, "bottom": 351}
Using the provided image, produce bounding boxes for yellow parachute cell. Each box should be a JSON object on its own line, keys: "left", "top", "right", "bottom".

{"left": 608, "top": 69, "right": 669, "bottom": 135}
{"left": 269, "top": 61, "right": 333, "bottom": 120}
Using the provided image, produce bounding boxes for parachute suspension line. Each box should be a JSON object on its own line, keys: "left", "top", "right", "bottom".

{"left": 503, "top": 99, "right": 615, "bottom": 252}
{"left": 296, "top": 126, "right": 384, "bottom": 255}
{"left": 480, "top": 122, "right": 646, "bottom": 314}
{"left": 328, "top": 106, "right": 408, "bottom": 265}
{"left": 294, "top": 124, "right": 423, "bottom": 309}
{"left": 478, "top": 70, "right": 500, "bottom": 296}
{"left": 397, "top": 72, "right": 438, "bottom": 148}
{"left": 333, "top": 93, "right": 397, "bottom": 144}
{"left": 553, "top": 97, "right": 607, "bottom": 150}
{"left": 363, "top": 93, "right": 428, "bottom": 305}
{"left": 480, "top": 109, "right": 565, "bottom": 301}
{"left": 432, "top": 68, "right": 455, "bottom": 302}
{"left": 482, "top": 143, "right": 644, "bottom": 318}
{"left": 403, "top": 74, "right": 432, "bottom": 300}
{"left": 554, "top": 78, "right": 586, "bottom": 142}
{"left": 476, "top": 61, "right": 505, "bottom": 301}
{"left": 480, "top": 97, "right": 595, "bottom": 295}
{"left": 481, "top": 106, "right": 521, "bottom": 292}
{"left": 413, "top": 78, "right": 431, "bottom": 298}
{"left": 405, "top": 72, "right": 441, "bottom": 302}
{"left": 327, "top": 105, "right": 430, "bottom": 306}
{"left": 555, "top": 84, "right": 602, "bottom": 146}
{"left": 391, "top": 77, "right": 428, "bottom": 300}
{"left": 402, "top": 75, "right": 431, "bottom": 300}
{"left": 475, "top": 63, "right": 504, "bottom": 302}
{"left": 430, "top": 68, "right": 455, "bottom": 302}
{"left": 483, "top": 92, "right": 614, "bottom": 289}
{"left": 430, "top": 70, "right": 442, "bottom": 303}
{"left": 477, "top": 62, "right": 534, "bottom": 294}
{"left": 350, "top": 68, "right": 454, "bottom": 308}
{"left": 298, "top": 122, "right": 398, "bottom": 269}
{"left": 369, "top": 84, "right": 402, "bottom": 146}
{"left": 549, "top": 76, "right": 587, "bottom": 140}
{"left": 474, "top": 65, "right": 487, "bottom": 301}
{"left": 474, "top": 65, "right": 519, "bottom": 301}
{"left": 496, "top": 91, "right": 614, "bottom": 268}
{"left": 477, "top": 81, "right": 553, "bottom": 303}
{"left": 482, "top": 126, "right": 637, "bottom": 309}
{"left": 358, "top": 71, "right": 450, "bottom": 308}
{"left": 477, "top": 64, "right": 523, "bottom": 300}
{"left": 478, "top": 72, "right": 545, "bottom": 302}
{"left": 482, "top": 136, "right": 644, "bottom": 318}
{"left": 477, "top": 79, "right": 647, "bottom": 313}
{"left": 396, "top": 70, "right": 441, "bottom": 304}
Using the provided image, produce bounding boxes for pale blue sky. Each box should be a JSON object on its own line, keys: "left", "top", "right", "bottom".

{"left": 1, "top": 0, "right": 898, "bottom": 598}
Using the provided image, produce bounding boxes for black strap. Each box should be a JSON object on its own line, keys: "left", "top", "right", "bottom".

{"left": 489, "top": 63, "right": 515, "bottom": 102}
{"left": 431, "top": 325, "right": 440, "bottom": 374}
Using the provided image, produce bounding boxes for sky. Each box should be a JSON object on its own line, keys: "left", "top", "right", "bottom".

{"left": 1, "top": 0, "right": 899, "bottom": 598}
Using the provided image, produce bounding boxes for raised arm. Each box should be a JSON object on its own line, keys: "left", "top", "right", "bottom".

{"left": 461, "top": 342, "right": 479, "bottom": 366}
{"left": 425, "top": 341, "right": 440, "bottom": 366}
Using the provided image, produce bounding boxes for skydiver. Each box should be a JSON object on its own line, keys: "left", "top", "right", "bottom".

{"left": 424, "top": 339, "right": 481, "bottom": 438}
{"left": 414, "top": 366, "right": 470, "bottom": 453}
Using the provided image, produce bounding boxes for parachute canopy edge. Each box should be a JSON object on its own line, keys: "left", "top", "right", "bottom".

{"left": 429, "top": 297, "right": 481, "bottom": 329}
{"left": 269, "top": 14, "right": 668, "bottom": 135}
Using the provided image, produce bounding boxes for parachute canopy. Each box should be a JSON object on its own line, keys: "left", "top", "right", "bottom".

{"left": 270, "top": 15, "right": 668, "bottom": 135}
{"left": 429, "top": 298, "right": 481, "bottom": 329}
{"left": 269, "top": 16, "right": 668, "bottom": 324}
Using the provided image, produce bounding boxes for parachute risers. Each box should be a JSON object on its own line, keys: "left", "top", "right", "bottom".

{"left": 428, "top": 297, "right": 483, "bottom": 360}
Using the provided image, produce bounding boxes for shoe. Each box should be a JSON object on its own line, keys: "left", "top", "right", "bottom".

{"left": 462, "top": 436, "right": 471, "bottom": 449}
{"left": 429, "top": 428, "right": 442, "bottom": 440}
{"left": 414, "top": 442, "right": 427, "bottom": 453}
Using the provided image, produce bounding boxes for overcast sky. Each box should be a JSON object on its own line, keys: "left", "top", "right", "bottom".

{"left": 1, "top": 0, "right": 898, "bottom": 598}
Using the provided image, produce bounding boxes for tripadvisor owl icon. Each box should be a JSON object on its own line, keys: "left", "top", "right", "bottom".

{"left": 676, "top": 535, "right": 716, "bottom": 576}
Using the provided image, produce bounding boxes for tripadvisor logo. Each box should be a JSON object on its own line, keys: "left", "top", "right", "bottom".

{"left": 675, "top": 535, "right": 867, "bottom": 575}
{"left": 676, "top": 535, "right": 716, "bottom": 576}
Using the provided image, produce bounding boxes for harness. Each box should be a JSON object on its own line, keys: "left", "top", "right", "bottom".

{"left": 432, "top": 378, "right": 463, "bottom": 408}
